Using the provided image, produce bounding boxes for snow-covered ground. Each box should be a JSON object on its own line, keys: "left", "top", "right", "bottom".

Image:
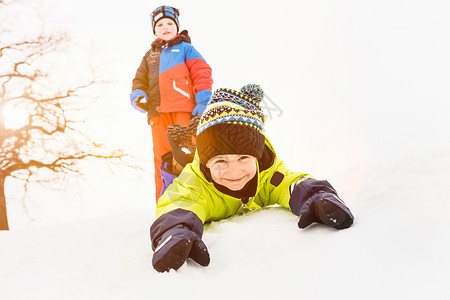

{"left": 1, "top": 152, "right": 450, "bottom": 299}
{"left": 1, "top": 0, "right": 450, "bottom": 299}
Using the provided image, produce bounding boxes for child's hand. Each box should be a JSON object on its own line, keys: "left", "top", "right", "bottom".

{"left": 192, "top": 103, "right": 207, "bottom": 115}
{"left": 290, "top": 178, "right": 354, "bottom": 230}
{"left": 192, "top": 90, "right": 212, "bottom": 115}
{"left": 298, "top": 196, "right": 354, "bottom": 230}
{"left": 150, "top": 209, "right": 209, "bottom": 272}
{"left": 130, "top": 89, "right": 148, "bottom": 113}
{"left": 152, "top": 225, "right": 210, "bottom": 272}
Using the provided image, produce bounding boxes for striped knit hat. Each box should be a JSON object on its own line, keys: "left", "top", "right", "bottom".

{"left": 196, "top": 84, "right": 266, "bottom": 164}
{"left": 151, "top": 6, "right": 180, "bottom": 34}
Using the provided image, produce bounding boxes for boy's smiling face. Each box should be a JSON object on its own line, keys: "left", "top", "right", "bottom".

{"left": 154, "top": 17, "right": 177, "bottom": 41}
{"left": 206, "top": 154, "right": 257, "bottom": 191}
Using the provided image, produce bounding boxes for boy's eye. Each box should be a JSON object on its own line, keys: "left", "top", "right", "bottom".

{"left": 239, "top": 156, "right": 250, "bottom": 161}
{"left": 157, "top": 21, "right": 173, "bottom": 27}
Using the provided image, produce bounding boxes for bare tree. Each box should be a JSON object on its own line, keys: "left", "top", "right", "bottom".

{"left": 0, "top": 1, "right": 128, "bottom": 230}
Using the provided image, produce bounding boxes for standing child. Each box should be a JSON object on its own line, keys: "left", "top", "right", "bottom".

{"left": 130, "top": 6, "right": 213, "bottom": 202}
{"left": 149, "top": 84, "right": 355, "bottom": 273}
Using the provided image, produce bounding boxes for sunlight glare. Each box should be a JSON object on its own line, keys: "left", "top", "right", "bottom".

{"left": 2, "top": 105, "right": 29, "bottom": 129}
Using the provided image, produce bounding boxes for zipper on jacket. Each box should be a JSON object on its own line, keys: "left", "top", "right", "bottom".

{"left": 241, "top": 197, "right": 251, "bottom": 216}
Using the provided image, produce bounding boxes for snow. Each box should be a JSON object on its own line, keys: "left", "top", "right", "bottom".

{"left": 3, "top": 153, "right": 450, "bottom": 299}
{"left": 1, "top": 0, "right": 450, "bottom": 299}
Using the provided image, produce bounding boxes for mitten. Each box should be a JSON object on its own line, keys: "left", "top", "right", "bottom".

{"left": 130, "top": 89, "right": 148, "bottom": 113}
{"left": 298, "top": 195, "right": 354, "bottom": 229}
{"left": 192, "top": 90, "right": 212, "bottom": 115}
{"left": 152, "top": 225, "right": 210, "bottom": 272}
{"left": 290, "top": 178, "right": 354, "bottom": 230}
{"left": 150, "top": 209, "right": 210, "bottom": 272}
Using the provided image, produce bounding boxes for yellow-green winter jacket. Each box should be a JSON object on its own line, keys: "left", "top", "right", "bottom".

{"left": 150, "top": 133, "right": 354, "bottom": 271}
{"left": 156, "top": 134, "right": 310, "bottom": 223}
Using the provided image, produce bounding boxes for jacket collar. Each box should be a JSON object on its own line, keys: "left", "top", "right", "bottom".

{"left": 152, "top": 29, "right": 191, "bottom": 50}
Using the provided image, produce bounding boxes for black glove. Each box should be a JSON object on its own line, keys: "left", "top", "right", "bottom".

{"left": 289, "top": 178, "right": 354, "bottom": 230}
{"left": 152, "top": 225, "right": 210, "bottom": 272}
{"left": 298, "top": 196, "right": 354, "bottom": 229}
{"left": 150, "top": 209, "right": 210, "bottom": 273}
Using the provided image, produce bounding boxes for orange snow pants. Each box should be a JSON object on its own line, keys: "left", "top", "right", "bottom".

{"left": 149, "top": 112, "right": 191, "bottom": 203}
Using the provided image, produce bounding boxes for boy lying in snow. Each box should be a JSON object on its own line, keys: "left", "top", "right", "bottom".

{"left": 150, "top": 84, "right": 354, "bottom": 272}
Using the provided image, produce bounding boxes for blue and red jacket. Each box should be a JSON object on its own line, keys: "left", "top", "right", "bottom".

{"left": 132, "top": 30, "right": 213, "bottom": 119}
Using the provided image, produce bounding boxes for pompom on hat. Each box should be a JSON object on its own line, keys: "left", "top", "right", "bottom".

{"left": 151, "top": 6, "right": 180, "bottom": 34}
{"left": 196, "top": 84, "right": 266, "bottom": 164}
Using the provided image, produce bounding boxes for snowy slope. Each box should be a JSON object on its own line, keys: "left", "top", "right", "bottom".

{"left": 2, "top": 0, "right": 450, "bottom": 299}
{"left": 1, "top": 151, "right": 449, "bottom": 300}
